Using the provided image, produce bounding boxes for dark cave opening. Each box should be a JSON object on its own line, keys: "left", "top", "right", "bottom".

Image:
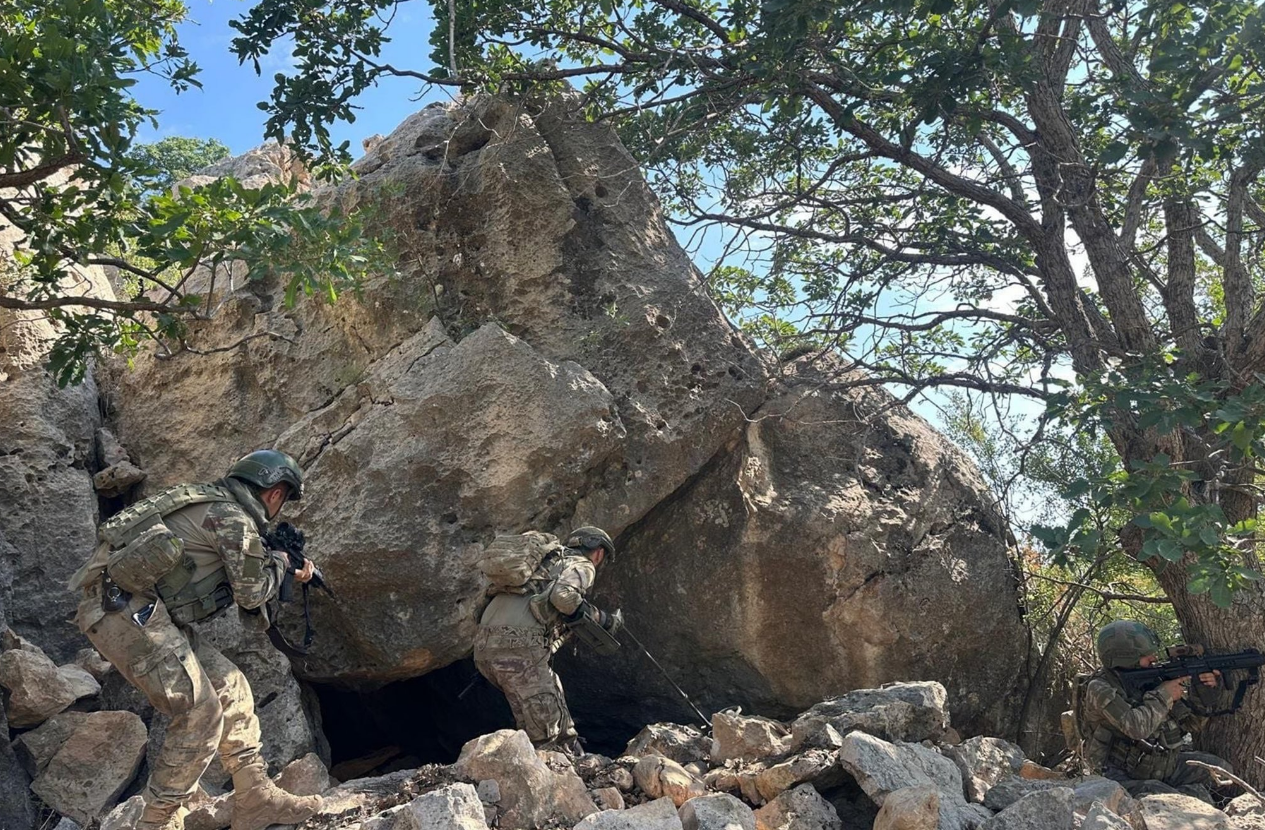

{"left": 311, "top": 657, "right": 660, "bottom": 777}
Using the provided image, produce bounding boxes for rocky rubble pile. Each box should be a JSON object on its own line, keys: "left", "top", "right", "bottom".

{"left": 29, "top": 681, "right": 1244, "bottom": 830}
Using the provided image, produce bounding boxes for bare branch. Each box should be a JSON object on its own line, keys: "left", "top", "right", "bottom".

{"left": 647, "top": 0, "right": 729, "bottom": 42}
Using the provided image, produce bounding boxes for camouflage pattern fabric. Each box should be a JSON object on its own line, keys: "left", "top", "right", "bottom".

{"left": 1079, "top": 669, "right": 1230, "bottom": 802}
{"left": 474, "top": 552, "right": 596, "bottom": 747}
{"left": 474, "top": 642, "right": 578, "bottom": 746}
{"left": 76, "top": 592, "right": 264, "bottom": 815}
{"left": 1096, "top": 620, "right": 1163, "bottom": 669}
{"left": 71, "top": 481, "right": 285, "bottom": 819}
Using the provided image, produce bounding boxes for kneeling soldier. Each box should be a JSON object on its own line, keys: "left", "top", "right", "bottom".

{"left": 69, "top": 450, "right": 323, "bottom": 830}
{"left": 1072, "top": 620, "right": 1232, "bottom": 802}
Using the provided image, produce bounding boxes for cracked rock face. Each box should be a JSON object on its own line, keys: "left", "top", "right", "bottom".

{"left": 94, "top": 95, "right": 1026, "bottom": 734}
{"left": 565, "top": 357, "right": 1027, "bottom": 741}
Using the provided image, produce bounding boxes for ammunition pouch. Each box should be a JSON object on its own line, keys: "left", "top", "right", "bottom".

{"left": 105, "top": 525, "right": 186, "bottom": 596}
{"left": 159, "top": 567, "right": 234, "bottom": 627}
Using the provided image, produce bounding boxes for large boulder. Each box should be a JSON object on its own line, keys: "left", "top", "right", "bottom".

{"left": 874, "top": 785, "right": 992, "bottom": 830}
{"left": 100, "top": 96, "right": 1027, "bottom": 737}
{"left": 753, "top": 783, "right": 843, "bottom": 830}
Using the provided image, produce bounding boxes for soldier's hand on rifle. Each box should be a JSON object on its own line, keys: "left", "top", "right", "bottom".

{"left": 1198, "top": 670, "right": 1221, "bottom": 687}
{"left": 1160, "top": 677, "right": 1189, "bottom": 701}
{"left": 293, "top": 558, "right": 316, "bottom": 584}
{"left": 604, "top": 608, "right": 624, "bottom": 635}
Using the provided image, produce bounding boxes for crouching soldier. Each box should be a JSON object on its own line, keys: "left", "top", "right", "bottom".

{"left": 474, "top": 526, "right": 622, "bottom": 755}
{"left": 1071, "top": 620, "right": 1232, "bottom": 802}
{"left": 68, "top": 450, "right": 324, "bottom": 830}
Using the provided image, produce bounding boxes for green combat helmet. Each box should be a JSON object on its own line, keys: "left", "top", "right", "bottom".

{"left": 1097, "top": 620, "right": 1163, "bottom": 669}
{"left": 565, "top": 526, "right": 616, "bottom": 560}
{"left": 227, "top": 449, "right": 304, "bottom": 501}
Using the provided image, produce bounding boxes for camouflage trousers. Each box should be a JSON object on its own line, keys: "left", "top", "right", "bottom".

{"left": 77, "top": 589, "right": 263, "bottom": 814}
{"left": 1105, "top": 750, "right": 1233, "bottom": 804}
{"left": 474, "top": 627, "right": 576, "bottom": 748}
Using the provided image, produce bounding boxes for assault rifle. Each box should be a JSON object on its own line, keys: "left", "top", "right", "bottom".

{"left": 1117, "top": 647, "right": 1265, "bottom": 716}
{"left": 262, "top": 522, "right": 332, "bottom": 656}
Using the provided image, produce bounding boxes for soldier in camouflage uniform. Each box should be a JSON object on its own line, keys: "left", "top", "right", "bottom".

{"left": 68, "top": 450, "right": 323, "bottom": 830}
{"left": 474, "top": 526, "right": 622, "bottom": 755}
{"left": 1073, "top": 620, "right": 1232, "bottom": 802}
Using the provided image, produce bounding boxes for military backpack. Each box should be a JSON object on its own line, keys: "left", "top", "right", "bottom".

{"left": 476, "top": 531, "right": 564, "bottom": 595}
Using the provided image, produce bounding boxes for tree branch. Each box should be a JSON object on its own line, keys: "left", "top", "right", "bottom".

{"left": 0, "top": 153, "right": 84, "bottom": 190}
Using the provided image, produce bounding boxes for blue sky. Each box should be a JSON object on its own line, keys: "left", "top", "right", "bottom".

{"left": 134, "top": 0, "right": 447, "bottom": 156}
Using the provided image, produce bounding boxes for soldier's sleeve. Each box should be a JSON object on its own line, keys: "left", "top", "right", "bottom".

{"left": 548, "top": 559, "right": 596, "bottom": 617}
{"left": 204, "top": 503, "right": 287, "bottom": 610}
{"left": 1171, "top": 699, "right": 1207, "bottom": 733}
{"left": 1087, "top": 678, "right": 1173, "bottom": 741}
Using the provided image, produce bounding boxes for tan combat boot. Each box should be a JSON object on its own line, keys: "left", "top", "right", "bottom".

{"left": 230, "top": 762, "right": 323, "bottom": 830}
{"left": 136, "top": 802, "right": 187, "bottom": 830}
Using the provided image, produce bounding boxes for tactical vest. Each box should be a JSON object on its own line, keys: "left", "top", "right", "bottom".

{"left": 1073, "top": 669, "right": 1184, "bottom": 779}
{"left": 96, "top": 483, "right": 240, "bottom": 626}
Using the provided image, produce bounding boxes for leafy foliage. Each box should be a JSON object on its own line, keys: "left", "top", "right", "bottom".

{"left": 126, "top": 136, "right": 231, "bottom": 193}
{"left": 1, "top": 0, "right": 392, "bottom": 384}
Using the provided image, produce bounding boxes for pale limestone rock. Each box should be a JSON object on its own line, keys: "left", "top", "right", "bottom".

{"left": 575, "top": 796, "right": 685, "bottom": 830}
{"left": 92, "top": 459, "right": 148, "bottom": 496}
{"left": 873, "top": 785, "right": 991, "bottom": 830}
{"left": 634, "top": 754, "right": 707, "bottom": 808}
{"left": 626, "top": 723, "right": 712, "bottom": 767}
{"left": 679, "top": 793, "right": 756, "bottom": 830}
{"left": 71, "top": 647, "right": 112, "bottom": 682}
{"left": 943, "top": 736, "right": 1025, "bottom": 803}
{"left": 979, "top": 788, "right": 1076, "bottom": 830}
{"left": 711, "top": 711, "right": 793, "bottom": 763}
{"left": 838, "top": 732, "right": 963, "bottom": 804}
{"left": 456, "top": 729, "right": 596, "bottom": 828}
{"left": 1139, "top": 793, "right": 1231, "bottom": 830}
{"left": 753, "top": 784, "right": 843, "bottom": 830}
{"left": 30, "top": 710, "right": 147, "bottom": 824}
{"left": 0, "top": 648, "right": 77, "bottom": 727}
{"left": 99, "top": 795, "right": 144, "bottom": 830}
{"left": 595, "top": 786, "right": 626, "bottom": 810}
{"left": 1081, "top": 802, "right": 1134, "bottom": 830}
{"left": 56, "top": 663, "right": 101, "bottom": 700}
{"left": 372, "top": 783, "right": 490, "bottom": 830}
{"left": 791, "top": 683, "right": 951, "bottom": 749}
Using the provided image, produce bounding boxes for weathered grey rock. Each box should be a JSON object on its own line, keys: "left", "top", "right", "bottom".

{"left": 71, "top": 647, "right": 112, "bottom": 682}
{"left": 979, "top": 788, "right": 1076, "bottom": 830}
{"left": 0, "top": 668, "right": 36, "bottom": 830}
{"left": 943, "top": 736, "right": 1024, "bottom": 803}
{"left": 873, "top": 785, "right": 992, "bottom": 830}
{"left": 92, "top": 459, "right": 147, "bottom": 496}
{"left": 791, "top": 683, "right": 950, "bottom": 749}
{"left": 737, "top": 749, "right": 841, "bottom": 805}
{"left": 711, "top": 711, "right": 793, "bottom": 763}
{"left": 1139, "top": 793, "right": 1231, "bottom": 830}
{"left": 95, "top": 427, "right": 130, "bottom": 468}
{"left": 634, "top": 754, "right": 707, "bottom": 807}
{"left": 576, "top": 797, "right": 685, "bottom": 830}
{"left": 1081, "top": 802, "right": 1134, "bottom": 830}
{"left": 1, "top": 628, "right": 43, "bottom": 653}
{"left": 1228, "top": 795, "right": 1265, "bottom": 818}
{"left": 626, "top": 723, "right": 712, "bottom": 767}
{"left": 56, "top": 664, "right": 101, "bottom": 700}
{"left": 367, "top": 783, "right": 489, "bottom": 830}
{"left": 13, "top": 710, "right": 90, "bottom": 777}
{"left": 477, "top": 778, "right": 501, "bottom": 803}
{"left": 30, "top": 710, "right": 147, "bottom": 825}
{"left": 0, "top": 647, "right": 77, "bottom": 726}
{"left": 680, "top": 793, "right": 756, "bottom": 830}
{"left": 456, "top": 729, "right": 596, "bottom": 827}
{"left": 594, "top": 786, "right": 626, "bottom": 811}
{"left": 980, "top": 775, "right": 1132, "bottom": 820}
{"left": 100, "top": 794, "right": 144, "bottom": 830}
{"left": 51, "top": 819, "right": 83, "bottom": 830}
{"left": 753, "top": 783, "right": 843, "bottom": 830}
{"left": 838, "top": 732, "right": 963, "bottom": 804}
{"left": 273, "top": 751, "right": 333, "bottom": 796}
{"left": 0, "top": 211, "right": 108, "bottom": 662}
